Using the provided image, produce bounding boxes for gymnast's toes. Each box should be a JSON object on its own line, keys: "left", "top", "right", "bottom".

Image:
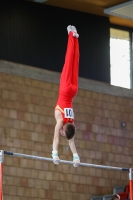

{"left": 71, "top": 26, "right": 79, "bottom": 38}
{"left": 71, "top": 25, "right": 77, "bottom": 33}
{"left": 73, "top": 33, "right": 79, "bottom": 38}
{"left": 67, "top": 25, "right": 72, "bottom": 34}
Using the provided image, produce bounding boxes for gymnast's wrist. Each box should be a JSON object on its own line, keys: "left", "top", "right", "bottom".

{"left": 52, "top": 150, "right": 58, "bottom": 158}
{"left": 73, "top": 153, "right": 80, "bottom": 160}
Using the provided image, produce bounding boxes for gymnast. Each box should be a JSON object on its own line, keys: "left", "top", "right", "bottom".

{"left": 52, "top": 25, "right": 80, "bottom": 167}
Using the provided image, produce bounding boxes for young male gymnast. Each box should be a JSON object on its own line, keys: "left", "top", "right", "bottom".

{"left": 52, "top": 25, "right": 80, "bottom": 167}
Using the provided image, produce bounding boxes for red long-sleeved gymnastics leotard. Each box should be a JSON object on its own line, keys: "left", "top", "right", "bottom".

{"left": 55, "top": 31, "right": 79, "bottom": 124}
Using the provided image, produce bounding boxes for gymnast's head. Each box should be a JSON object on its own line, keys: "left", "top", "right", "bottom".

{"left": 61, "top": 123, "right": 76, "bottom": 140}
{"left": 112, "top": 194, "right": 120, "bottom": 200}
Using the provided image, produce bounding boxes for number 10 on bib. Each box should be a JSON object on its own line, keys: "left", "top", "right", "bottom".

{"left": 64, "top": 108, "right": 74, "bottom": 119}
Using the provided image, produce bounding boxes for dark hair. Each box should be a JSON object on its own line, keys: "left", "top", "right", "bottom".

{"left": 65, "top": 123, "right": 76, "bottom": 140}
{"left": 112, "top": 194, "right": 120, "bottom": 200}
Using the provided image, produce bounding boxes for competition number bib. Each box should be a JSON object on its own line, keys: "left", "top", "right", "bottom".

{"left": 64, "top": 108, "right": 74, "bottom": 119}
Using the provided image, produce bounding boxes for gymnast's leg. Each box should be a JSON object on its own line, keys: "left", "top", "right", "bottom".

{"left": 59, "top": 25, "right": 75, "bottom": 93}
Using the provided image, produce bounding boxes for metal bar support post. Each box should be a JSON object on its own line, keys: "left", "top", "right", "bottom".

{"left": 0, "top": 150, "right": 4, "bottom": 200}
{"left": 129, "top": 168, "right": 133, "bottom": 200}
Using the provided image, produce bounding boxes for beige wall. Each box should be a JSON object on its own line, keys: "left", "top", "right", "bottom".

{"left": 0, "top": 60, "right": 133, "bottom": 200}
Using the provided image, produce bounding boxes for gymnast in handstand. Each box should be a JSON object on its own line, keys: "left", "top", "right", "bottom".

{"left": 52, "top": 25, "right": 80, "bottom": 167}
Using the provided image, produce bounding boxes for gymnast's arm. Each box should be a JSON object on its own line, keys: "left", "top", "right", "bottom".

{"left": 68, "top": 137, "right": 77, "bottom": 154}
{"left": 69, "top": 136, "right": 80, "bottom": 167}
{"left": 53, "top": 119, "right": 63, "bottom": 150}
